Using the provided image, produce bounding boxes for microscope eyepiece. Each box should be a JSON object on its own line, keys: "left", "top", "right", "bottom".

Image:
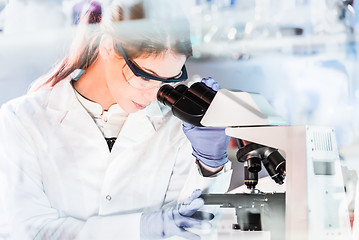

{"left": 157, "top": 82, "right": 218, "bottom": 127}
{"left": 186, "top": 82, "right": 216, "bottom": 105}
{"left": 157, "top": 84, "right": 182, "bottom": 106}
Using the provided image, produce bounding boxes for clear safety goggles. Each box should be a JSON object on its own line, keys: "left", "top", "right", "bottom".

{"left": 118, "top": 44, "right": 188, "bottom": 89}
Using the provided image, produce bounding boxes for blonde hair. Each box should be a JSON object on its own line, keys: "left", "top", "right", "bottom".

{"left": 29, "top": 0, "right": 192, "bottom": 92}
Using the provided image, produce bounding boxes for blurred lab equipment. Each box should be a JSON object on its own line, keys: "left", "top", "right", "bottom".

{"left": 2, "top": 0, "right": 65, "bottom": 35}
{"left": 158, "top": 82, "right": 351, "bottom": 239}
{"left": 72, "top": 0, "right": 102, "bottom": 24}
{"left": 186, "top": 0, "right": 353, "bottom": 58}
{"left": 0, "top": 0, "right": 6, "bottom": 32}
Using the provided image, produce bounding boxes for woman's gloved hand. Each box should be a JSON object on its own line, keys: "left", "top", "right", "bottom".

{"left": 183, "top": 77, "right": 230, "bottom": 169}
{"left": 140, "top": 189, "right": 211, "bottom": 240}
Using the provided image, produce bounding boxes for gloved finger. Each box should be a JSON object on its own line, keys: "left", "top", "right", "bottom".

{"left": 183, "top": 189, "right": 202, "bottom": 204}
{"left": 201, "top": 77, "right": 221, "bottom": 91}
{"left": 182, "top": 121, "right": 196, "bottom": 131}
{"left": 181, "top": 218, "right": 212, "bottom": 229}
{"left": 175, "top": 228, "right": 201, "bottom": 240}
{"left": 201, "top": 77, "right": 215, "bottom": 85}
{"left": 175, "top": 214, "right": 212, "bottom": 229}
{"left": 179, "top": 198, "right": 204, "bottom": 216}
{"left": 211, "top": 83, "right": 220, "bottom": 91}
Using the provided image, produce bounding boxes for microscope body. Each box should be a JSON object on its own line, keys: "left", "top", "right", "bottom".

{"left": 205, "top": 88, "right": 351, "bottom": 240}
{"left": 226, "top": 125, "right": 351, "bottom": 240}
{"left": 158, "top": 83, "right": 351, "bottom": 240}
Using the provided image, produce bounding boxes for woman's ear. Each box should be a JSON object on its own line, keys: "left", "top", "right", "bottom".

{"left": 99, "top": 34, "right": 115, "bottom": 59}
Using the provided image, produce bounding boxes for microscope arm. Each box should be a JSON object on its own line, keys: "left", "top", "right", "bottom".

{"left": 200, "top": 88, "right": 286, "bottom": 127}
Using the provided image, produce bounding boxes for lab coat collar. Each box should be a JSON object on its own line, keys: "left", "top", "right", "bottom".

{"left": 46, "top": 77, "right": 169, "bottom": 148}
{"left": 47, "top": 77, "right": 166, "bottom": 120}
{"left": 46, "top": 77, "right": 81, "bottom": 123}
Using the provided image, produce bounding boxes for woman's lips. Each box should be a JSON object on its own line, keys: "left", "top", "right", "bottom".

{"left": 133, "top": 101, "right": 147, "bottom": 110}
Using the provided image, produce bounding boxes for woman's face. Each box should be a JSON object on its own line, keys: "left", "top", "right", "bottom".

{"left": 104, "top": 50, "right": 186, "bottom": 113}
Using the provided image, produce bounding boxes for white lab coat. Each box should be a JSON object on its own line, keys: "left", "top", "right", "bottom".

{"left": 0, "top": 78, "right": 231, "bottom": 240}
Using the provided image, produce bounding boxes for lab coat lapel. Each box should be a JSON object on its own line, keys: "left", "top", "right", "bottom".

{"left": 46, "top": 78, "right": 168, "bottom": 153}
{"left": 113, "top": 102, "right": 165, "bottom": 151}
{"left": 46, "top": 78, "right": 76, "bottom": 124}
{"left": 46, "top": 78, "right": 109, "bottom": 152}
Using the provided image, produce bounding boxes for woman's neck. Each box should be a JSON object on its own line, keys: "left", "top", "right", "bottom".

{"left": 73, "top": 58, "right": 115, "bottom": 111}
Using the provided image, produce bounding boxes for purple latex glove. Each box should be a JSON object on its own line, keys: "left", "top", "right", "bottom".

{"left": 183, "top": 77, "right": 230, "bottom": 168}
{"left": 140, "top": 189, "right": 211, "bottom": 240}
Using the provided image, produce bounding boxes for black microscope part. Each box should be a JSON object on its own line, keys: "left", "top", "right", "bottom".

{"left": 157, "top": 82, "right": 217, "bottom": 127}
{"left": 246, "top": 155, "right": 262, "bottom": 173}
{"left": 236, "top": 142, "right": 286, "bottom": 188}
{"left": 244, "top": 165, "right": 259, "bottom": 190}
{"left": 266, "top": 150, "right": 286, "bottom": 176}
{"left": 191, "top": 211, "right": 215, "bottom": 221}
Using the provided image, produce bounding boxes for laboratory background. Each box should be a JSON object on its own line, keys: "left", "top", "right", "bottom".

{"left": 1, "top": 0, "right": 359, "bottom": 239}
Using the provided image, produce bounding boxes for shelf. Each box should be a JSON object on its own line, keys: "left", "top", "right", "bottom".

{"left": 192, "top": 32, "right": 355, "bottom": 59}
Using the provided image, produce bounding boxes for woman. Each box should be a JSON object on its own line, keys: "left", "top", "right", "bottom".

{"left": 0, "top": 2, "right": 231, "bottom": 239}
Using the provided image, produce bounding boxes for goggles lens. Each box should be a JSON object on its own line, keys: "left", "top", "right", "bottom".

{"left": 118, "top": 44, "right": 188, "bottom": 89}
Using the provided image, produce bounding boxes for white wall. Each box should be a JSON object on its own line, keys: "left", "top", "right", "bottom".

{"left": 0, "top": 28, "right": 73, "bottom": 104}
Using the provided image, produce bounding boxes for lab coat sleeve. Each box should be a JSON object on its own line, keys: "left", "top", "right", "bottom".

{"left": 0, "top": 106, "right": 142, "bottom": 240}
{"left": 164, "top": 137, "right": 232, "bottom": 204}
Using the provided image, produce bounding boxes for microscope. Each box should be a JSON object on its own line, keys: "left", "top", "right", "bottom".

{"left": 157, "top": 82, "right": 352, "bottom": 240}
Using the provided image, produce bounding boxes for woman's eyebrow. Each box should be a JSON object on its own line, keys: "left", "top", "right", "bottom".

{"left": 143, "top": 67, "right": 182, "bottom": 79}
{"left": 143, "top": 67, "right": 160, "bottom": 77}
